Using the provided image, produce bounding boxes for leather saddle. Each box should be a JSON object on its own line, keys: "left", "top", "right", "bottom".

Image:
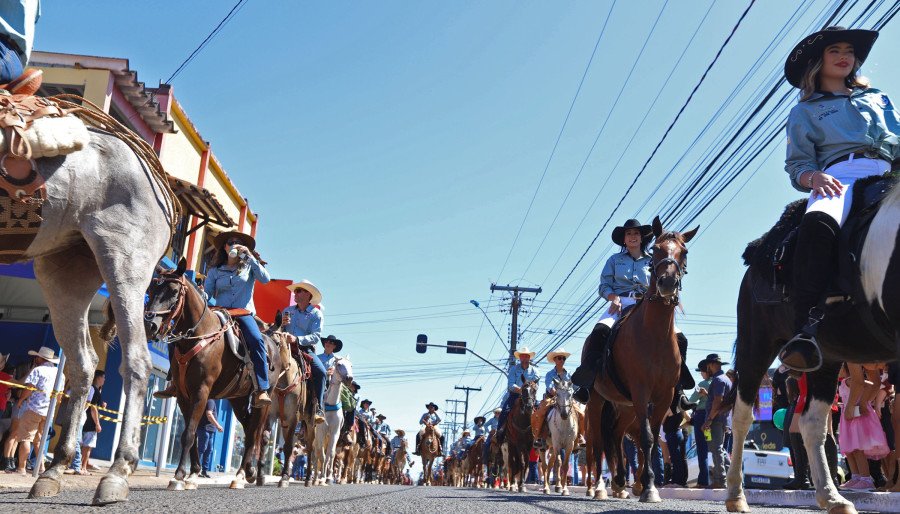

{"left": 213, "top": 309, "right": 251, "bottom": 365}
{"left": 599, "top": 303, "right": 638, "bottom": 401}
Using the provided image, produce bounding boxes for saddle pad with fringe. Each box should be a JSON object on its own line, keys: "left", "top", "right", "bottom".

{"left": 0, "top": 188, "right": 43, "bottom": 264}
{"left": 213, "top": 310, "right": 252, "bottom": 364}
{"left": 0, "top": 94, "right": 89, "bottom": 160}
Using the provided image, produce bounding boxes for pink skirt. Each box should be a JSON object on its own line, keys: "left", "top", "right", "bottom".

{"left": 838, "top": 403, "right": 890, "bottom": 460}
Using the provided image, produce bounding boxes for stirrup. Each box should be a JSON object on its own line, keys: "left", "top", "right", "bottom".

{"left": 779, "top": 333, "right": 823, "bottom": 373}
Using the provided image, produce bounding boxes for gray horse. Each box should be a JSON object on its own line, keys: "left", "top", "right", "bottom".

{"left": 19, "top": 127, "right": 174, "bottom": 505}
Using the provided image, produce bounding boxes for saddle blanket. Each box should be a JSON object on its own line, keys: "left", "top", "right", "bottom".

{"left": 0, "top": 114, "right": 89, "bottom": 159}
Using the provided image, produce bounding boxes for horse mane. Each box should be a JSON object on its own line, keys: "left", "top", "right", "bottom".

{"left": 741, "top": 199, "right": 806, "bottom": 268}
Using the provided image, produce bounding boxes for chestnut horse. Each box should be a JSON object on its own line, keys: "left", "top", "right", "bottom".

{"left": 590, "top": 217, "right": 697, "bottom": 503}
{"left": 504, "top": 379, "right": 537, "bottom": 493}
{"left": 419, "top": 423, "right": 441, "bottom": 486}
{"left": 144, "top": 259, "right": 283, "bottom": 490}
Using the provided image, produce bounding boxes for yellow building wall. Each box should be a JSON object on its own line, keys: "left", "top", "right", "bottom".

{"left": 159, "top": 113, "right": 203, "bottom": 183}
{"left": 204, "top": 160, "right": 243, "bottom": 227}
{"left": 37, "top": 67, "right": 112, "bottom": 111}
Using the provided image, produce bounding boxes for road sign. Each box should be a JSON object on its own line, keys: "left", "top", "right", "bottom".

{"left": 446, "top": 341, "right": 466, "bottom": 355}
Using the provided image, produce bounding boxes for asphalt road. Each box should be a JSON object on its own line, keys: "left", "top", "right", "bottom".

{"left": 0, "top": 482, "right": 871, "bottom": 513}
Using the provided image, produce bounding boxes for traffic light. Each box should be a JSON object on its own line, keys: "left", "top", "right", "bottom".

{"left": 446, "top": 341, "right": 466, "bottom": 355}
{"left": 416, "top": 334, "right": 427, "bottom": 353}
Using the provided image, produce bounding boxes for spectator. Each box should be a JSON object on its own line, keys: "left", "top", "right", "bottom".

{"left": 2, "top": 347, "right": 60, "bottom": 475}
{"left": 783, "top": 374, "right": 811, "bottom": 490}
{"left": 838, "top": 363, "right": 890, "bottom": 490}
{"left": 623, "top": 436, "right": 639, "bottom": 485}
{"left": 663, "top": 406, "right": 688, "bottom": 487}
{"left": 526, "top": 447, "right": 540, "bottom": 484}
{"left": 197, "top": 398, "right": 223, "bottom": 478}
{"left": 63, "top": 373, "right": 101, "bottom": 476}
{"left": 292, "top": 443, "right": 307, "bottom": 481}
{"left": 0, "top": 354, "right": 12, "bottom": 443}
{"left": 80, "top": 370, "right": 105, "bottom": 475}
{"left": 689, "top": 359, "right": 711, "bottom": 488}
{"left": 700, "top": 353, "right": 732, "bottom": 489}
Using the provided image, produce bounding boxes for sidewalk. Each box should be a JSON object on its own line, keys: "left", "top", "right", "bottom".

{"left": 0, "top": 466, "right": 284, "bottom": 491}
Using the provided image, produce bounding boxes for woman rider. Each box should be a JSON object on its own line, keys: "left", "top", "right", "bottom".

{"left": 571, "top": 219, "right": 695, "bottom": 407}
{"left": 777, "top": 26, "right": 898, "bottom": 372}
{"left": 531, "top": 348, "right": 585, "bottom": 448}
{"left": 204, "top": 231, "right": 272, "bottom": 406}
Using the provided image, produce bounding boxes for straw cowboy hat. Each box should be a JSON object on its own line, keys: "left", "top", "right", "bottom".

{"left": 395, "top": 429, "right": 405, "bottom": 436}
{"left": 473, "top": 416, "right": 486, "bottom": 425}
{"left": 462, "top": 429, "right": 471, "bottom": 436}
{"left": 425, "top": 402, "right": 439, "bottom": 411}
{"left": 321, "top": 334, "right": 343, "bottom": 353}
{"left": 546, "top": 348, "right": 571, "bottom": 363}
{"left": 513, "top": 346, "right": 536, "bottom": 359}
{"left": 784, "top": 26, "right": 878, "bottom": 88}
{"left": 28, "top": 346, "right": 59, "bottom": 364}
{"left": 612, "top": 219, "right": 653, "bottom": 247}
{"left": 286, "top": 279, "right": 322, "bottom": 306}
{"left": 492, "top": 407, "right": 501, "bottom": 414}
{"left": 213, "top": 230, "right": 256, "bottom": 252}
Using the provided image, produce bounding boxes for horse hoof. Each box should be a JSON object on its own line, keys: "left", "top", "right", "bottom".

{"left": 595, "top": 488, "right": 608, "bottom": 500}
{"left": 586, "top": 488, "right": 594, "bottom": 497}
{"left": 279, "top": 479, "right": 289, "bottom": 488}
{"left": 615, "top": 490, "right": 629, "bottom": 499}
{"left": 639, "top": 488, "right": 661, "bottom": 503}
{"left": 93, "top": 475, "right": 130, "bottom": 505}
{"left": 229, "top": 480, "right": 245, "bottom": 489}
{"left": 168, "top": 480, "right": 184, "bottom": 491}
{"left": 28, "top": 477, "right": 61, "bottom": 498}
{"left": 828, "top": 505, "right": 858, "bottom": 514}
{"left": 554, "top": 484, "right": 561, "bottom": 492}
{"left": 183, "top": 480, "right": 198, "bottom": 491}
{"left": 543, "top": 487, "right": 550, "bottom": 494}
{"left": 561, "top": 489, "right": 570, "bottom": 496}
{"left": 725, "top": 497, "right": 751, "bottom": 513}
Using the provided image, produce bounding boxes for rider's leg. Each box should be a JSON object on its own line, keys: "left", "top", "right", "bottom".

{"left": 306, "top": 347, "right": 327, "bottom": 421}
{"left": 235, "top": 315, "right": 271, "bottom": 406}
{"left": 531, "top": 397, "right": 551, "bottom": 441}
{"left": 153, "top": 343, "right": 177, "bottom": 398}
{"left": 574, "top": 402, "right": 586, "bottom": 446}
{"left": 496, "top": 394, "right": 516, "bottom": 442}
{"left": 572, "top": 323, "right": 612, "bottom": 388}
{"left": 414, "top": 429, "right": 423, "bottom": 455}
{"left": 675, "top": 330, "right": 698, "bottom": 411}
{"left": 0, "top": 38, "right": 24, "bottom": 84}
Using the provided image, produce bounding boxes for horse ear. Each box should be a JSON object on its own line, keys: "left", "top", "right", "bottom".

{"left": 274, "top": 310, "right": 283, "bottom": 328}
{"left": 652, "top": 216, "right": 663, "bottom": 237}
{"left": 176, "top": 257, "right": 187, "bottom": 276}
{"left": 682, "top": 225, "right": 700, "bottom": 243}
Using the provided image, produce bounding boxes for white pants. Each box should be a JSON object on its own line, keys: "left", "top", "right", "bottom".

{"left": 807, "top": 156, "right": 890, "bottom": 226}
{"left": 598, "top": 296, "right": 637, "bottom": 327}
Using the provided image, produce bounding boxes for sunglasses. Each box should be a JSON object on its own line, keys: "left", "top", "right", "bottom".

{"left": 554, "top": 356, "right": 567, "bottom": 361}
{"left": 226, "top": 239, "right": 243, "bottom": 246}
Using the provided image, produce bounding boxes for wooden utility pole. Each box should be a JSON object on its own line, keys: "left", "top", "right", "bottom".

{"left": 454, "top": 385, "right": 482, "bottom": 429}
{"left": 490, "top": 284, "right": 541, "bottom": 365}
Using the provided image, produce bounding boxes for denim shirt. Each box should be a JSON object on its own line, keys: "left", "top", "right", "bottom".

{"left": 544, "top": 368, "right": 570, "bottom": 394}
{"left": 317, "top": 352, "right": 336, "bottom": 370}
{"left": 420, "top": 412, "right": 441, "bottom": 426}
{"left": 786, "top": 88, "right": 900, "bottom": 191}
{"left": 204, "top": 257, "right": 270, "bottom": 313}
{"left": 374, "top": 422, "right": 391, "bottom": 436}
{"left": 507, "top": 363, "right": 539, "bottom": 393}
{"left": 390, "top": 435, "right": 406, "bottom": 450}
{"left": 473, "top": 424, "right": 486, "bottom": 438}
{"left": 598, "top": 251, "right": 651, "bottom": 300}
{"left": 0, "top": 0, "right": 40, "bottom": 64}
{"left": 484, "top": 416, "right": 499, "bottom": 432}
{"left": 283, "top": 304, "right": 322, "bottom": 348}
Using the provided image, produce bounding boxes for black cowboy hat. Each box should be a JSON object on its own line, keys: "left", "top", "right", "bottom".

{"left": 322, "top": 334, "right": 343, "bottom": 353}
{"left": 695, "top": 359, "right": 708, "bottom": 372}
{"left": 351, "top": 381, "right": 361, "bottom": 390}
{"left": 360, "top": 398, "right": 372, "bottom": 405}
{"left": 611, "top": 219, "right": 653, "bottom": 247}
{"left": 704, "top": 353, "right": 729, "bottom": 366}
{"left": 425, "top": 402, "right": 439, "bottom": 411}
{"left": 474, "top": 416, "right": 486, "bottom": 425}
{"left": 212, "top": 230, "right": 256, "bottom": 252}
{"left": 784, "top": 26, "right": 878, "bottom": 88}
{"left": 376, "top": 414, "right": 386, "bottom": 420}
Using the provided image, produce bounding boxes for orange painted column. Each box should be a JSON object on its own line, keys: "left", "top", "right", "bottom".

{"left": 185, "top": 146, "right": 210, "bottom": 270}
{"left": 238, "top": 204, "right": 248, "bottom": 233}
{"left": 250, "top": 217, "right": 258, "bottom": 238}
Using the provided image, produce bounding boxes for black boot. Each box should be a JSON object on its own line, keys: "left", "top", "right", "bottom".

{"left": 572, "top": 323, "right": 611, "bottom": 388}
{"left": 779, "top": 212, "right": 838, "bottom": 372}
{"left": 573, "top": 386, "right": 589, "bottom": 404}
{"left": 413, "top": 433, "right": 420, "bottom": 455}
{"left": 784, "top": 433, "right": 812, "bottom": 490}
{"left": 676, "top": 332, "right": 695, "bottom": 390}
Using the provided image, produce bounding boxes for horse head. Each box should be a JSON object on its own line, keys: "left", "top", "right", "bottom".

{"left": 144, "top": 257, "right": 194, "bottom": 339}
{"left": 520, "top": 380, "right": 538, "bottom": 414}
{"left": 555, "top": 379, "right": 573, "bottom": 419}
{"left": 333, "top": 356, "right": 354, "bottom": 387}
{"left": 649, "top": 216, "right": 699, "bottom": 302}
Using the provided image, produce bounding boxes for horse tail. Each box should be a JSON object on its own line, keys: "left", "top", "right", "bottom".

{"left": 99, "top": 300, "right": 117, "bottom": 342}
{"left": 599, "top": 400, "right": 617, "bottom": 460}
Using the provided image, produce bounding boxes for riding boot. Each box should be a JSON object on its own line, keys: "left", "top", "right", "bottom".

{"left": 779, "top": 211, "right": 838, "bottom": 372}
{"left": 573, "top": 386, "right": 589, "bottom": 403}
{"left": 784, "top": 433, "right": 811, "bottom": 490}
{"left": 572, "top": 323, "right": 611, "bottom": 388}
{"left": 414, "top": 433, "right": 421, "bottom": 455}
{"left": 153, "top": 381, "right": 176, "bottom": 399}
{"left": 676, "top": 332, "right": 696, "bottom": 390}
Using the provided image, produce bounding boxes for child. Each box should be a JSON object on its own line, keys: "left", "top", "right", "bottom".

{"left": 777, "top": 26, "right": 900, "bottom": 372}
{"left": 838, "top": 364, "right": 890, "bottom": 491}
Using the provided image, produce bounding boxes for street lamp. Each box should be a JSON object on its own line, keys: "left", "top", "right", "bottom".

{"left": 469, "top": 299, "right": 509, "bottom": 352}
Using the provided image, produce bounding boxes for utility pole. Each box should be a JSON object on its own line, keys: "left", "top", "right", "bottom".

{"left": 454, "top": 385, "right": 481, "bottom": 429}
{"left": 445, "top": 398, "right": 465, "bottom": 455}
{"left": 491, "top": 284, "right": 541, "bottom": 365}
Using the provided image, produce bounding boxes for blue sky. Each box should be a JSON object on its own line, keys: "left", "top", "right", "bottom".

{"left": 36, "top": 0, "right": 900, "bottom": 466}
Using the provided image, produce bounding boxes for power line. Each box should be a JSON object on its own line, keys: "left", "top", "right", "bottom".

{"left": 166, "top": 0, "right": 249, "bottom": 83}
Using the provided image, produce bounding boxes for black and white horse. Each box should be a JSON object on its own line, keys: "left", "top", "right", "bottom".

{"left": 726, "top": 183, "right": 899, "bottom": 514}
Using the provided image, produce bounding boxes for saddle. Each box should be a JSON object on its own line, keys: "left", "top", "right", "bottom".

{"left": 598, "top": 304, "right": 638, "bottom": 402}
{"left": 213, "top": 309, "right": 252, "bottom": 365}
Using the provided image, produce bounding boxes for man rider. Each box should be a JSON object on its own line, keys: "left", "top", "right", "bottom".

{"left": 282, "top": 280, "right": 327, "bottom": 423}
{"left": 496, "top": 347, "right": 540, "bottom": 442}
{"left": 413, "top": 402, "right": 443, "bottom": 455}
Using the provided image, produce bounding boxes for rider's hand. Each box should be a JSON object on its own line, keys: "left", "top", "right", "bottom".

{"left": 327, "top": 367, "right": 335, "bottom": 376}
{"left": 808, "top": 171, "right": 844, "bottom": 199}
{"left": 698, "top": 387, "right": 708, "bottom": 396}
{"left": 608, "top": 295, "right": 622, "bottom": 315}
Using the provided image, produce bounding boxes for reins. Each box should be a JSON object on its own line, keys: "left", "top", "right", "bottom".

{"left": 646, "top": 235, "right": 688, "bottom": 306}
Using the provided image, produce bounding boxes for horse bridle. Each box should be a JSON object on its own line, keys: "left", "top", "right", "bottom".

{"left": 144, "top": 274, "right": 209, "bottom": 342}
{"left": 647, "top": 238, "right": 688, "bottom": 305}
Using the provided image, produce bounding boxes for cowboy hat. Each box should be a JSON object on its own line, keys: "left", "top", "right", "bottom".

{"left": 286, "top": 280, "right": 322, "bottom": 306}
{"left": 784, "top": 26, "right": 878, "bottom": 88}
{"left": 28, "top": 346, "right": 59, "bottom": 364}
{"left": 351, "top": 381, "right": 361, "bottom": 390}
{"left": 395, "top": 429, "right": 405, "bottom": 436}
{"left": 321, "top": 335, "right": 343, "bottom": 353}
{"left": 513, "top": 346, "right": 536, "bottom": 359}
{"left": 611, "top": 219, "right": 653, "bottom": 247}
{"left": 462, "top": 429, "right": 471, "bottom": 436}
{"left": 376, "top": 414, "right": 386, "bottom": 420}
{"left": 360, "top": 398, "right": 372, "bottom": 405}
{"left": 493, "top": 407, "right": 502, "bottom": 414}
{"left": 425, "top": 402, "right": 439, "bottom": 411}
{"left": 213, "top": 230, "right": 256, "bottom": 252}
{"left": 704, "top": 353, "right": 729, "bottom": 366}
{"left": 695, "top": 359, "right": 708, "bottom": 372}
{"left": 473, "top": 416, "right": 486, "bottom": 425}
{"left": 546, "top": 348, "right": 571, "bottom": 363}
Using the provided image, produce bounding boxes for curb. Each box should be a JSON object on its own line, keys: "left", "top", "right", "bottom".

{"left": 654, "top": 486, "right": 900, "bottom": 511}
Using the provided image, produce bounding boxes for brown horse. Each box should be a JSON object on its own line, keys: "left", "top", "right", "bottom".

{"left": 464, "top": 436, "right": 485, "bottom": 488}
{"left": 390, "top": 438, "right": 409, "bottom": 485}
{"left": 591, "top": 217, "right": 697, "bottom": 503}
{"left": 504, "top": 380, "right": 537, "bottom": 493}
{"left": 419, "top": 423, "right": 441, "bottom": 486}
{"left": 144, "top": 259, "right": 280, "bottom": 490}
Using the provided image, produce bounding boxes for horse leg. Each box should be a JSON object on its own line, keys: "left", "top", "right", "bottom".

{"left": 637, "top": 401, "right": 660, "bottom": 503}
{"left": 560, "top": 447, "right": 571, "bottom": 495}
{"left": 229, "top": 397, "right": 252, "bottom": 489}
{"left": 184, "top": 432, "right": 201, "bottom": 491}
{"left": 28, "top": 250, "right": 103, "bottom": 499}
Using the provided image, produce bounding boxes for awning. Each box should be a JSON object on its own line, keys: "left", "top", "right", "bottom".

{"left": 167, "top": 176, "right": 235, "bottom": 228}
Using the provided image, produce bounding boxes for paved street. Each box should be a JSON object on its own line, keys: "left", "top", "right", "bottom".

{"left": 0, "top": 482, "right": 879, "bottom": 513}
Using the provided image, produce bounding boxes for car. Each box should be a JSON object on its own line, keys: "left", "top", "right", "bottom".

{"left": 742, "top": 448, "right": 793, "bottom": 489}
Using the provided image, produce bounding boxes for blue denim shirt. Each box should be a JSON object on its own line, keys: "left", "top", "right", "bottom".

{"left": 317, "top": 352, "right": 336, "bottom": 370}
{"left": 390, "top": 435, "right": 406, "bottom": 450}
{"left": 544, "top": 368, "right": 571, "bottom": 394}
{"left": 420, "top": 412, "right": 441, "bottom": 426}
{"left": 786, "top": 88, "right": 900, "bottom": 191}
{"left": 0, "top": 0, "right": 40, "bottom": 64}
{"left": 374, "top": 422, "right": 391, "bottom": 436}
{"left": 507, "top": 363, "right": 539, "bottom": 393}
{"left": 204, "top": 257, "right": 270, "bottom": 314}
{"left": 708, "top": 370, "right": 733, "bottom": 424}
{"left": 484, "top": 416, "right": 499, "bottom": 432}
{"left": 283, "top": 304, "right": 322, "bottom": 347}
{"left": 358, "top": 407, "right": 374, "bottom": 424}
{"left": 473, "top": 424, "right": 486, "bottom": 438}
{"left": 598, "top": 251, "right": 651, "bottom": 300}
